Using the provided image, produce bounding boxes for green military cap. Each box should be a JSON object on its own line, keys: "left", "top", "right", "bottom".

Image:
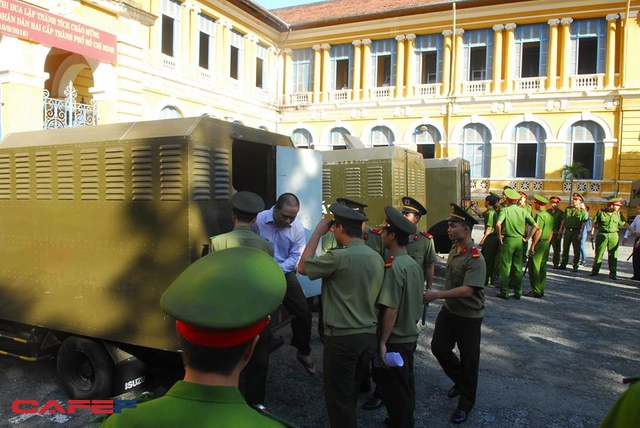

{"left": 503, "top": 185, "right": 513, "bottom": 191}
{"left": 490, "top": 191, "right": 502, "bottom": 200}
{"left": 336, "top": 197, "right": 368, "bottom": 214}
{"left": 608, "top": 197, "right": 623, "bottom": 206}
{"left": 504, "top": 188, "right": 521, "bottom": 201}
{"left": 329, "top": 202, "right": 368, "bottom": 223}
{"left": 383, "top": 206, "right": 417, "bottom": 235}
{"left": 401, "top": 196, "right": 427, "bottom": 216}
{"left": 231, "top": 191, "right": 265, "bottom": 215}
{"left": 447, "top": 203, "right": 478, "bottom": 226}
{"left": 572, "top": 192, "right": 584, "bottom": 202}
{"left": 533, "top": 194, "right": 550, "bottom": 205}
{"left": 161, "top": 247, "right": 285, "bottom": 347}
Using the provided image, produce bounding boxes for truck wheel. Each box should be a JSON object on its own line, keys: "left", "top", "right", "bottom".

{"left": 57, "top": 337, "right": 114, "bottom": 399}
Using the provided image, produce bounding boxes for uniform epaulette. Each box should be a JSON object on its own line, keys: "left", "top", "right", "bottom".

{"left": 421, "top": 231, "right": 433, "bottom": 239}
{"left": 384, "top": 256, "right": 394, "bottom": 268}
{"left": 460, "top": 247, "right": 468, "bottom": 255}
{"left": 471, "top": 247, "right": 480, "bottom": 258}
{"left": 370, "top": 228, "right": 383, "bottom": 235}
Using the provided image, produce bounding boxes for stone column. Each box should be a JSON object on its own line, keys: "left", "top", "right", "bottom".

{"left": 442, "top": 30, "right": 453, "bottom": 96}
{"left": 186, "top": 3, "right": 200, "bottom": 64}
{"left": 546, "top": 19, "right": 560, "bottom": 90}
{"left": 395, "top": 35, "right": 405, "bottom": 98}
{"left": 361, "top": 39, "right": 372, "bottom": 100}
{"left": 321, "top": 43, "right": 331, "bottom": 102}
{"left": 352, "top": 40, "right": 362, "bottom": 101}
{"left": 503, "top": 23, "right": 516, "bottom": 93}
{"left": 405, "top": 34, "right": 416, "bottom": 97}
{"left": 559, "top": 17, "right": 573, "bottom": 90}
{"left": 312, "top": 44, "right": 322, "bottom": 103}
{"left": 605, "top": 14, "right": 619, "bottom": 88}
{"left": 453, "top": 29, "right": 464, "bottom": 95}
{"left": 492, "top": 24, "right": 504, "bottom": 93}
{"left": 217, "top": 20, "right": 230, "bottom": 80}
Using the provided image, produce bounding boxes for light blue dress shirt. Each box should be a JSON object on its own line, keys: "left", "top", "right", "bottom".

{"left": 253, "top": 206, "right": 306, "bottom": 274}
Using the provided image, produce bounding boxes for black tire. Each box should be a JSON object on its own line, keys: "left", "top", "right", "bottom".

{"left": 56, "top": 337, "right": 114, "bottom": 399}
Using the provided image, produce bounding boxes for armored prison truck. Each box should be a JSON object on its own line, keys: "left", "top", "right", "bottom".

{"left": 0, "top": 116, "right": 322, "bottom": 399}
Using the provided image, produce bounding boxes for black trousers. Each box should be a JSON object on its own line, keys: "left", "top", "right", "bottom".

{"left": 241, "top": 322, "right": 271, "bottom": 405}
{"left": 378, "top": 341, "right": 417, "bottom": 428}
{"left": 431, "top": 306, "right": 483, "bottom": 412}
{"left": 323, "top": 333, "right": 376, "bottom": 428}
{"left": 633, "top": 237, "right": 640, "bottom": 278}
{"left": 284, "top": 271, "right": 312, "bottom": 356}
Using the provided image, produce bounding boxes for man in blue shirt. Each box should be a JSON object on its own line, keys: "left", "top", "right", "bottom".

{"left": 253, "top": 193, "right": 315, "bottom": 374}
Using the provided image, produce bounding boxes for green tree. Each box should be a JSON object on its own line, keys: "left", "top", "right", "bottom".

{"left": 561, "top": 162, "right": 590, "bottom": 194}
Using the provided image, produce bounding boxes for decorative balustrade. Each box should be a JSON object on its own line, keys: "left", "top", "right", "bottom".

{"left": 570, "top": 74, "right": 604, "bottom": 90}
{"left": 514, "top": 76, "right": 546, "bottom": 93}
{"left": 414, "top": 83, "right": 442, "bottom": 97}
{"left": 289, "top": 92, "right": 311, "bottom": 105}
{"left": 371, "top": 86, "right": 394, "bottom": 100}
{"left": 43, "top": 82, "right": 98, "bottom": 129}
{"left": 461, "top": 80, "right": 491, "bottom": 95}
{"left": 328, "top": 89, "right": 352, "bottom": 103}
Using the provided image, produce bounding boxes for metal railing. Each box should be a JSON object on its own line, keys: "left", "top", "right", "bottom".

{"left": 43, "top": 81, "right": 98, "bottom": 129}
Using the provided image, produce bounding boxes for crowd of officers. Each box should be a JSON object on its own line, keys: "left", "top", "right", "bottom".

{"left": 475, "top": 187, "right": 640, "bottom": 301}
{"left": 100, "top": 191, "right": 486, "bottom": 428}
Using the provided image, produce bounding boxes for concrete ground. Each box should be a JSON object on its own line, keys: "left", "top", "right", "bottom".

{"left": 0, "top": 228, "right": 638, "bottom": 427}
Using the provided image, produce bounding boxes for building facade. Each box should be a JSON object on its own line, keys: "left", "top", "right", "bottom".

{"left": 0, "top": 0, "right": 638, "bottom": 211}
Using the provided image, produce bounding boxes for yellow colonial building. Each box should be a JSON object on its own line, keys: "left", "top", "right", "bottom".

{"left": 0, "top": 0, "right": 638, "bottom": 212}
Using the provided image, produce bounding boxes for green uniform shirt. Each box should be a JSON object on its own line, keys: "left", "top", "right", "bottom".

{"left": 99, "top": 382, "right": 291, "bottom": 428}
{"left": 405, "top": 230, "right": 437, "bottom": 272}
{"left": 547, "top": 207, "right": 564, "bottom": 231}
{"left": 535, "top": 210, "right": 554, "bottom": 241}
{"left": 599, "top": 381, "right": 640, "bottom": 428}
{"left": 484, "top": 208, "right": 497, "bottom": 235}
{"left": 444, "top": 242, "right": 486, "bottom": 318}
{"left": 497, "top": 204, "right": 536, "bottom": 237}
{"left": 376, "top": 250, "right": 424, "bottom": 343}
{"left": 562, "top": 207, "right": 587, "bottom": 229}
{"left": 211, "top": 226, "right": 274, "bottom": 256}
{"left": 304, "top": 240, "right": 384, "bottom": 336}
{"left": 594, "top": 210, "right": 627, "bottom": 233}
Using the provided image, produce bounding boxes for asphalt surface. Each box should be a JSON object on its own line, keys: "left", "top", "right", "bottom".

{"left": 1, "top": 229, "right": 638, "bottom": 428}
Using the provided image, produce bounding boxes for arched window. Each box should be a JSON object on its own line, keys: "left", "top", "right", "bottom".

{"left": 567, "top": 120, "right": 604, "bottom": 179}
{"left": 510, "top": 122, "right": 546, "bottom": 178}
{"left": 160, "top": 106, "right": 182, "bottom": 119}
{"left": 371, "top": 126, "right": 394, "bottom": 146}
{"left": 329, "top": 127, "right": 349, "bottom": 150}
{"left": 459, "top": 123, "right": 491, "bottom": 178}
{"left": 291, "top": 128, "right": 312, "bottom": 148}
{"left": 413, "top": 124, "right": 440, "bottom": 159}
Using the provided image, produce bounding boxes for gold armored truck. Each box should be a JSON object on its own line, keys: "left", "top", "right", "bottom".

{"left": 0, "top": 116, "right": 322, "bottom": 399}
{"left": 322, "top": 145, "right": 427, "bottom": 230}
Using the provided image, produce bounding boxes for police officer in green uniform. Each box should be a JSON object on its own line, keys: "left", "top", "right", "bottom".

{"left": 376, "top": 206, "right": 423, "bottom": 428}
{"left": 298, "top": 203, "right": 385, "bottom": 428}
{"left": 589, "top": 197, "right": 632, "bottom": 280}
{"left": 210, "top": 191, "right": 274, "bottom": 406}
{"left": 478, "top": 194, "right": 500, "bottom": 285}
{"left": 319, "top": 198, "right": 384, "bottom": 342}
{"left": 423, "top": 204, "right": 486, "bottom": 425}
{"left": 558, "top": 193, "right": 587, "bottom": 272}
{"left": 526, "top": 195, "right": 554, "bottom": 298}
{"left": 547, "top": 196, "right": 564, "bottom": 268}
{"left": 599, "top": 380, "right": 640, "bottom": 428}
{"left": 400, "top": 196, "right": 437, "bottom": 291}
{"left": 100, "top": 248, "right": 295, "bottom": 428}
{"left": 495, "top": 188, "right": 538, "bottom": 299}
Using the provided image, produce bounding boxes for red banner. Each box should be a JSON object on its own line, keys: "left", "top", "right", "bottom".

{"left": 0, "top": 0, "right": 117, "bottom": 63}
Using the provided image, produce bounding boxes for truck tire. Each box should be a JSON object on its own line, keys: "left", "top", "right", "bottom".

{"left": 56, "top": 337, "right": 114, "bottom": 399}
